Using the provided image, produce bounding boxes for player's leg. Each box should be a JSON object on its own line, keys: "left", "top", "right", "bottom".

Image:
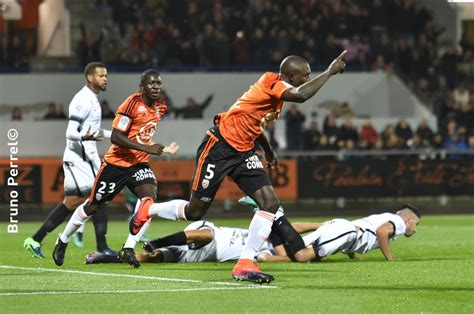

{"left": 53, "top": 163, "right": 127, "bottom": 266}
{"left": 231, "top": 161, "right": 279, "bottom": 283}
{"left": 24, "top": 195, "right": 84, "bottom": 258}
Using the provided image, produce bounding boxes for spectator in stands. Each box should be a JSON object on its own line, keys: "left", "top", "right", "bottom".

{"left": 386, "top": 133, "right": 405, "bottom": 150}
{"left": 415, "top": 119, "right": 434, "bottom": 145}
{"left": 101, "top": 100, "right": 115, "bottom": 119}
{"left": 323, "top": 112, "right": 340, "bottom": 146}
{"left": 264, "top": 123, "right": 279, "bottom": 152}
{"left": 440, "top": 46, "right": 462, "bottom": 89}
{"left": 285, "top": 104, "right": 306, "bottom": 151}
{"left": 359, "top": 119, "right": 378, "bottom": 149}
{"left": 432, "top": 133, "right": 444, "bottom": 149}
{"left": 467, "top": 135, "right": 474, "bottom": 151}
{"left": 407, "top": 134, "right": 429, "bottom": 150}
{"left": 175, "top": 94, "right": 213, "bottom": 119}
{"left": 395, "top": 119, "right": 413, "bottom": 144}
{"left": 453, "top": 82, "right": 469, "bottom": 108}
{"left": 11, "top": 107, "right": 22, "bottom": 121}
{"left": 443, "top": 131, "right": 467, "bottom": 159}
{"left": 336, "top": 102, "right": 355, "bottom": 119}
{"left": 43, "top": 103, "right": 61, "bottom": 120}
{"left": 455, "top": 101, "right": 474, "bottom": 136}
{"left": 56, "top": 105, "right": 67, "bottom": 120}
{"left": 302, "top": 121, "right": 321, "bottom": 151}
{"left": 316, "top": 135, "right": 333, "bottom": 151}
{"left": 339, "top": 118, "right": 359, "bottom": 145}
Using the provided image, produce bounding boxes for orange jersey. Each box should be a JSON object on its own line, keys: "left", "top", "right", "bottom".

{"left": 105, "top": 93, "right": 167, "bottom": 167}
{"left": 219, "top": 72, "right": 291, "bottom": 151}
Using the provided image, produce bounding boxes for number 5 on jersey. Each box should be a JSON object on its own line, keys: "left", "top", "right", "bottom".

{"left": 202, "top": 164, "right": 215, "bottom": 189}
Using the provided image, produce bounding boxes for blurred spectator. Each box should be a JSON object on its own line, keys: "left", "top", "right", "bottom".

{"left": 316, "top": 135, "right": 333, "bottom": 150}
{"left": 285, "top": 104, "right": 306, "bottom": 151}
{"left": 407, "top": 134, "right": 429, "bottom": 150}
{"left": 359, "top": 119, "right": 378, "bottom": 149}
{"left": 302, "top": 121, "right": 321, "bottom": 151}
{"left": 443, "top": 132, "right": 467, "bottom": 159}
{"left": 386, "top": 133, "right": 405, "bottom": 150}
{"left": 453, "top": 82, "right": 469, "bottom": 108}
{"left": 454, "top": 102, "right": 474, "bottom": 135}
{"left": 43, "top": 103, "right": 62, "bottom": 120}
{"left": 264, "top": 123, "right": 279, "bottom": 151}
{"left": 415, "top": 119, "right": 434, "bottom": 145}
{"left": 395, "top": 119, "right": 413, "bottom": 144}
{"left": 335, "top": 102, "right": 354, "bottom": 119}
{"left": 323, "top": 112, "right": 340, "bottom": 146}
{"left": 339, "top": 118, "right": 359, "bottom": 145}
{"left": 175, "top": 94, "right": 214, "bottom": 119}
{"left": 101, "top": 100, "right": 115, "bottom": 119}
{"left": 56, "top": 106, "right": 66, "bottom": 119}
{"left": 11, "top": 107, "right": 22, "bottom": 121}
{"left": 467, "top": 135, "right": 474, "bottom": 150}
{"left": 432, "top": 133, "right": 444, "bottom": 149}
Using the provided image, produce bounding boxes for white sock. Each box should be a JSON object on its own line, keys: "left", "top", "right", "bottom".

{"left": 76, "top": 221, "right": 86, "bottom": 233}
{"left": 123, "top": 219, "right": 151, "bottom": 249}
{"left": 60, "top": 203, "right": 89, "bottom": 243}
{"left": 148, "top": 199, "right": 188, "bottom": 220}
{"left": 239, "top": 210, "right": 275, "bottom": 260}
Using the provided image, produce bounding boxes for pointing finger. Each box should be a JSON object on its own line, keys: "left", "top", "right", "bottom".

{"left": 337, "top": 50, "right": 347, "bottom": 60}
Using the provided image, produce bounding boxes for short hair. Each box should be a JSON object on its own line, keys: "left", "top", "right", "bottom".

{"left": 141, "top": 69, "right": 160, "bottom": 83}
{"left": 84, "top": 62, "right": 106, "bottom": 77}
{"left": 398, "top": 204, "right": 421, "bottom": 218}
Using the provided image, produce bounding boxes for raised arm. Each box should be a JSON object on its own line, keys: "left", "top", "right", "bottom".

{"left": 281, "top": 50, "right": 346, "bottom": 103}
{"left": 291, "top": 222, "right": 323, "bottom": 233}
{"left": 376, "top": 222, "right": 395, "bottom": 261}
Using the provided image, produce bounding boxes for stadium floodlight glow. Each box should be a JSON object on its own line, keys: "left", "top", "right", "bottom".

{"left": 447, "top": 0, "right": 474, "bottom": 3}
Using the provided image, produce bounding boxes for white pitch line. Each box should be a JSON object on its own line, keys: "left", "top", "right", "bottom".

{"left": 0, "top": 265, "right": 277, "bottom": 289}
{"left": 0, "top": 286, "right": 274, "bottom": 297}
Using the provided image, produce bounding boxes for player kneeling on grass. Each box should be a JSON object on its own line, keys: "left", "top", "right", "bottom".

{"left": 240, "top": 197, "right": 421, "bottom": 262}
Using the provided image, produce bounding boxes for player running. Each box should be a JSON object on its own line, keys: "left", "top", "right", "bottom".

{"left": 128, "top": 52, "right": 347, "bottom": 283}
{"left": 52, "top": 69, "right": 179, "bottom": 267}
{"left": 24, "top": 62, "right": 115, "bottom": 258}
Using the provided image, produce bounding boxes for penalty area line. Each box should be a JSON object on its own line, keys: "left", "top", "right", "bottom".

{"left": 0, "top": 265, "right": 277, "bottom": 289}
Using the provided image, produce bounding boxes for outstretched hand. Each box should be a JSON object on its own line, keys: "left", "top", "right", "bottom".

{"left": 328, "top": 50, "right": 347, "bottom": 75}
{"left": 81, "top": 126, "right": 104, "bottom": 141}
{"left": 163, "top": 142, "right": 180, "bottom": 155}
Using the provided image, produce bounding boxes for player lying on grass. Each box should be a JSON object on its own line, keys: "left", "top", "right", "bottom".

{"left": 239, "top": 197, "right": 421, "bottom": 262}
{"left": 85, "top": 219, "right": 321, "bottom": 264}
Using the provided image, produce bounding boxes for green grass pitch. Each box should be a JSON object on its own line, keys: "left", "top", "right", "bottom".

{"left": 1, "top": 215, "right": 473, "bottom": 313}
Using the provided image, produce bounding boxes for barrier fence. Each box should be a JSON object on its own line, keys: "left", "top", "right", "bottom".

{"left": 1, "top": 151, "right": 473, "bottom": 204}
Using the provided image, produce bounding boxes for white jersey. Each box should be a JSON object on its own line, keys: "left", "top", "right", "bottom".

{"left": 63, "top": 85, "right": 110, "bottom": 167}
{"left": 167, "top": 221, "right": 272, "bottom": 263}
{"left": 350, "top": 213, "right": 406, "bottom": 254}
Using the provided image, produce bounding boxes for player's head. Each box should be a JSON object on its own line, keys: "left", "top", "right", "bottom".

{"left": 139, "top": 69, "right": 162, "bottom": 102}
{"left": 84, "top": 62, "right": 108, "bottom": 92}
{"left": 396, "top": 204, "right": 421, "bottom": 237}
{"left": 279, "top": 55, "right": 311, "bottom": 87}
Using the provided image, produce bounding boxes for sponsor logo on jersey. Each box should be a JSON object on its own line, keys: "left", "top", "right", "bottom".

{"left": 132, "top": 168, "right": 156, "bottom": 181}
{"left": 245, "top": 155, "right": 264, "bottom": 169}
{"left": 137, "top": 106, "right": 146, "bottom": 113}
{"left": 136, "top": 121, "right": 157, "bottom": 144}
{"left": 200, "top": 196, "right": 212, "bottom": 202}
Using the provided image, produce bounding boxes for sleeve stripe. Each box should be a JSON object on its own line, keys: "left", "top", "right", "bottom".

{"left": 69, "top": 115, "right": 83, "bottom": 123}
{"left": 124, "top": 97, "right": 140, "bottom": 116}
{"left": 388, "top": 221, "right": 396, "bottom": 236}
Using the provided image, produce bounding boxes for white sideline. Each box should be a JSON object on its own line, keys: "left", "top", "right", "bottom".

{"left": 0, "top": 265, "right": 277, "bottom": 293}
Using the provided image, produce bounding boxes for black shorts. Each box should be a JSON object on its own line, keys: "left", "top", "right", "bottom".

{"left": 88, "top": 162, "right": 156, "bottom": 205}
{"left": 191, "top": 126, "right": 271, "bottom": 202}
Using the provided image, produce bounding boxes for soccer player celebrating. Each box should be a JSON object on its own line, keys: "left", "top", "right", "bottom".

{"left": 128, "top": 52, "right": 347, "bottom": 282}
{"left": 52, "top": 69, "right": 178, "bottom": 267}
{"left": 24, "top": 62, "right": 114, "bottom": 258}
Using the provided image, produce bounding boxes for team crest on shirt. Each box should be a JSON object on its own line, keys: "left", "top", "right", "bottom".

{"left": 136, "top": 121, "right": 157, "bottom": 144}
{"left": 95, "top": 193, "right": 102, "bottom": 201}
{"left": 202, "top": 179, "right": 209, "bottom": 189}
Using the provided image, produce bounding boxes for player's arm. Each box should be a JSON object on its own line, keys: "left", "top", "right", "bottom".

{"left": 256, "top": 132, "right": 279, "bottom": 169}
{"left": 376, "top": 222, "right": 395, "bottom": 261}
{"left": 184, "top": 229, "right": 214, "bottom": 245}
{"left": 111, "top": 128, "right": 164, "bottom": 156}
{"left": 291, "top": 222, "right": 322, "bottom": 233}
{"left": 66, "top": 121, "right": 103, "bottom": 141}
{"left": 281, "top": 50, "right": 346, "bottom": 103}
{"left": 258, "top": 245, "right": 291, "bottom": 262}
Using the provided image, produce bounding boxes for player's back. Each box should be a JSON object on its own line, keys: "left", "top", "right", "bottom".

{"left": 104, "top": 93, "right": 167, "bottom": 167}
{"left": 218, "top": 72, "right": 291, "bottom": 152}
{"left": 64, "top": 85, "right": 102, "bottom": 162}
{"left": 351, "top": 213, "right": 407, "bottom": 254}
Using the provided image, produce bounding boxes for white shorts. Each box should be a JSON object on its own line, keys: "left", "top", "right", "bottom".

{"left": 63, "top": 160, "right": 99, "bottom": 197}
{"left": 302, "top": 219, "right": 357, "bottom": 258}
